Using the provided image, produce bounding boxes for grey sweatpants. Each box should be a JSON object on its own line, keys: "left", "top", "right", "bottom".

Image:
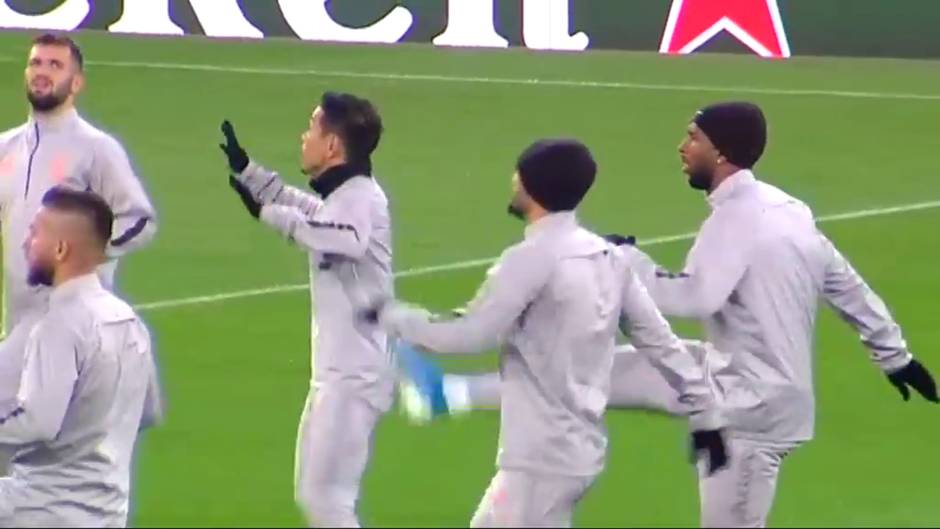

{"left": 461, "top": 341, "right": 801, "bottom": 528}
{"left": 294, "top": 385, "right": 386, "bottom": 528}
{"left": 470, "top": 470, "right": 595, "bottom": 528}
{"left": 698, "top": 436, "right": 799, "bottom": 528}
{"left": 0, "top": 477, "right": 127, "bottom": 528}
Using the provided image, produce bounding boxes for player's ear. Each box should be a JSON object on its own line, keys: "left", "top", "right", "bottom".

{"left": 71, "top": 71, "right": 85, "bottom": 95}
{"left": 330, "top": 133, "right": 346, "bottom": 161}
{"left": 54, "top": 239, "right": 68, "bottom": 262}
{"left": 324, "top": 132, "right": 336, "bottom": 157}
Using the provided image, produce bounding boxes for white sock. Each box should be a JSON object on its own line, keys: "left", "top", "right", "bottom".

{"left": 442, "top": 375, "right": 472, "bottom": 414}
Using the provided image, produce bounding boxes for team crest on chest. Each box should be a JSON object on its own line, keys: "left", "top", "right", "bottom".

{"left": 0, "top": 153, "right": 16, "bottom": 177}
{"left": 50, "top": 153, "right": 71, "bottom": 184}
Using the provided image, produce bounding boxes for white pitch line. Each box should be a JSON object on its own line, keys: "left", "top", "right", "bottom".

{"left": 58, "top": 59, "right": 940, "bottom": 102}
{"left": 133, "top": 199, "right": 940, "bottom": 312}
{"left": 1, "top": 53, "right": 938, "bottom": 100}
{"left": 132, "top": 284, "right": 307, "bottom": 311}
{"left": 808, "top": 200, "right": 940, "bottom": 222}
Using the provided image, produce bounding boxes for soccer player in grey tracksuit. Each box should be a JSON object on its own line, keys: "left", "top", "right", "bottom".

{"left": 0, "top": 188, "right": 161, "bottom": 527}
{"left": 618, "top": 102, "right": 937, "bottom": 527}
{"left": 0, "top": 33, "right": 157, "bottom": 334}
{"left": 403, "top": 103, "right": 938, "bottom": 527}
{"left": 367, "top": 139, "right": 728, "bottom": 528}
{"left": 0, "top": 33, "right": 157, "bottom": 477}
{"left": 220, "top": 92, "right": 395, "bottom": 528}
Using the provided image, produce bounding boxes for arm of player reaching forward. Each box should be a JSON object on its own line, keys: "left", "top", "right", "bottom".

{"left": 612, "top": 210, "right": 752, "bottom": 319}
{"left": 619, "top": 269, "right": 728, "bottom": 474}
{"left": 258, "top": 192, "right": 371, "bottom": 259}
{"left": 820, "top": 233, "right": 938, "bottom": 402}
{"left": 620, "top": 269, "right": 722, "bottom": 429}
{"left": 235, "top": 161, "right": 322, "bottom": 216}
{"left": 372, "top": 245, "right": 549, "bottom": 354}
{"left": 219, "top": 121, "right": 369, "bottom": 258}
{"left": 220, "top": 120, "right": 323, "bottom": 216}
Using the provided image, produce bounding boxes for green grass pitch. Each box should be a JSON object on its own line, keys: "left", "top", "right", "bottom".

{"left": 1, "top": 30, "right": 938, "bottom": 527}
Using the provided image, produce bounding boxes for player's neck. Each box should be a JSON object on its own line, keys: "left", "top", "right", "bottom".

{"left": 708, "top": 165, "right": 743, "bottom": 194}
{"left": 31, "top": 102, "right": 77, "bottom": 122}
{"left": 525, "top": 207, "right": 550, "bottom": 224}
{"left": 53, "top": 262, "right": 98, "bottom": 288}
{"left": 311, "top": 156, "right": 349, "bottom": 179}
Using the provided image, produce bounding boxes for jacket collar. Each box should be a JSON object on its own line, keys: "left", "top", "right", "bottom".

{"left": 309, "top": 161, "right": 372, "bottom": 198}
{"left": 707, "top": 169, "right": 756, "bottom": 209}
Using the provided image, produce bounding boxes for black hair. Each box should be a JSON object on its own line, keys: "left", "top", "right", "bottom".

{"left": 41, "top": 187, "right": 114, "bottom": 248}
{"left": 516, "top": 139, "right": 597, "bottom": 212}
{"left": 319, "top": 92, "right": 383, "bottom": 165}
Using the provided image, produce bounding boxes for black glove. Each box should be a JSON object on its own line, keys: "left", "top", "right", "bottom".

{"left": 359, "top": 298, "right": 389, "bottom": 325}
{"left": 361, "top": 308, "right": 380, "bottom": 325}
{"left": 219, "top": 120, "right": 249, "bottom": 174}
{"left": 691, "top": 429, "right": 729, "bottom": 475}
{"left": 229, "top": 175, "right": 261, "bottom": 219}
{"left": 604, "top": 234, "right": 636, "bottom": 246}
{"left": 888, "top": 359, "right": 939, "bottom": 403}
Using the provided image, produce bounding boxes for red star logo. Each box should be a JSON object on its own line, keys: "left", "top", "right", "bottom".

{"left": 659, "top": 0, "right": 791, "bottom": 58}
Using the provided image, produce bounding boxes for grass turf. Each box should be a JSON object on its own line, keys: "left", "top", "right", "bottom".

{"left": 0, "top": 30, "right": 938, "bottom": 527}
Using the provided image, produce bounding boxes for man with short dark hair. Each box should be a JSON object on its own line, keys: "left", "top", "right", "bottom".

{"left": 0, "top": 33, "right": 157, "bottom": 333}
{"left": 366, "top": 139, "right": 726, "bottom": 528}
{"left": 0, "top": 31, "right": 158, "bottom": 479}
{"left": 220, "top": 91, "right": 393, "bottom": 527}
{"left": 0, "top": 187, "right": 161, "bottom": 527}
{"left": 615, "top": 101, "right": 938, "bottom": 527}
{"left": 395, "top": 102, "right": 938, "bottom": 527}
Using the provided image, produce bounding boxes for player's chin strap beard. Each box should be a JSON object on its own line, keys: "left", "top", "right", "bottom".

{"left": 26, "top": 263, "right": 55, "bottom": 288}
{"left": 687, "top": 168, "right": 714, "bottom": 192}
{"left": 309, "top": 158, "right": 373, "bottom": 198}
{"left": 507, "top": 202, "right": 525, "bottom": 220}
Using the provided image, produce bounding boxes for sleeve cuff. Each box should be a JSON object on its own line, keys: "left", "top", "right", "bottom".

{"left": 238, "top": 160, "right": 283, "bottom": 202}
{"left": 259, "top": 204, "right": 282, "bottom": 231}
{"left": 880, "top": 352, "right": 914, "bottom": 374}
{"left": 688, "top": 407, "right": 725, "bottom": 432}
{"left": 235, "top": 160, "right": 261, "bottom": 183}
{"left": 378, "top": 302, "right": 432, "bottom": 337}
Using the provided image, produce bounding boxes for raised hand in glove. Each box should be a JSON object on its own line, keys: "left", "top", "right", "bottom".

{"left": 604, "top": 234, "right": 636, "bottom": 246}
{"left": 888, "top": 359, "right": 939, "bottom": 403}
{"left": 219, "top": 120, "right": 249, "bottom": 174}
{"left": 691, "top": 429, "right": 729, "bottom": 475}
{"left": 229, "top": 175, "right": 261, "bottom": 219}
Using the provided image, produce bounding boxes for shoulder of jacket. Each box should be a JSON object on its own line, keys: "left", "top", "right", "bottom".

{"left": 499, "top": 236, "right": 556, "bottom": 274}
{"left": 335, "top": 177, "right": 387, "bottom": 204}
{"left": 341, "top": 175, "right": 379, "bottom": 192}
{"left": 0, "top": 123, "right": 28, "bottom": 143}
{"left": 68, "top": 116, "right": 123, "bottom": 152}
{"left": 37, "top": 303, "right": 88, "bottom": 344}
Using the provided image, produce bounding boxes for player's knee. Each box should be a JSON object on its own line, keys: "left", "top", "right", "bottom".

{"left": 663, "top": 395, "right": 690, "bottom": 415}
{"left": 295, "top": 481, "right": 357, "bottom": 527}
{"left": 469, "top": 505, "right": 494, "bottom": 528}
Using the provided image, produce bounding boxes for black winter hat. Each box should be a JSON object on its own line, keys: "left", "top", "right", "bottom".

{"left": 516, "top": 139, "right": 597, "bottom": 212}
{"left": 693, "top": 102, "right": 767, "bottom": 169}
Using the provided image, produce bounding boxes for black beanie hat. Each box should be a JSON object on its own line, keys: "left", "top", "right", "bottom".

{"left": 516, "top": 139, "right": 597, "bottom": 212}
{"left": 693, "top": 102, "right": 767, "bottom": 169}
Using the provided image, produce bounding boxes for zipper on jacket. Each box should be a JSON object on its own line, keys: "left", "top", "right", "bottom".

{"left": 24, "top": 122, "right": 40, "bottom": 198}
